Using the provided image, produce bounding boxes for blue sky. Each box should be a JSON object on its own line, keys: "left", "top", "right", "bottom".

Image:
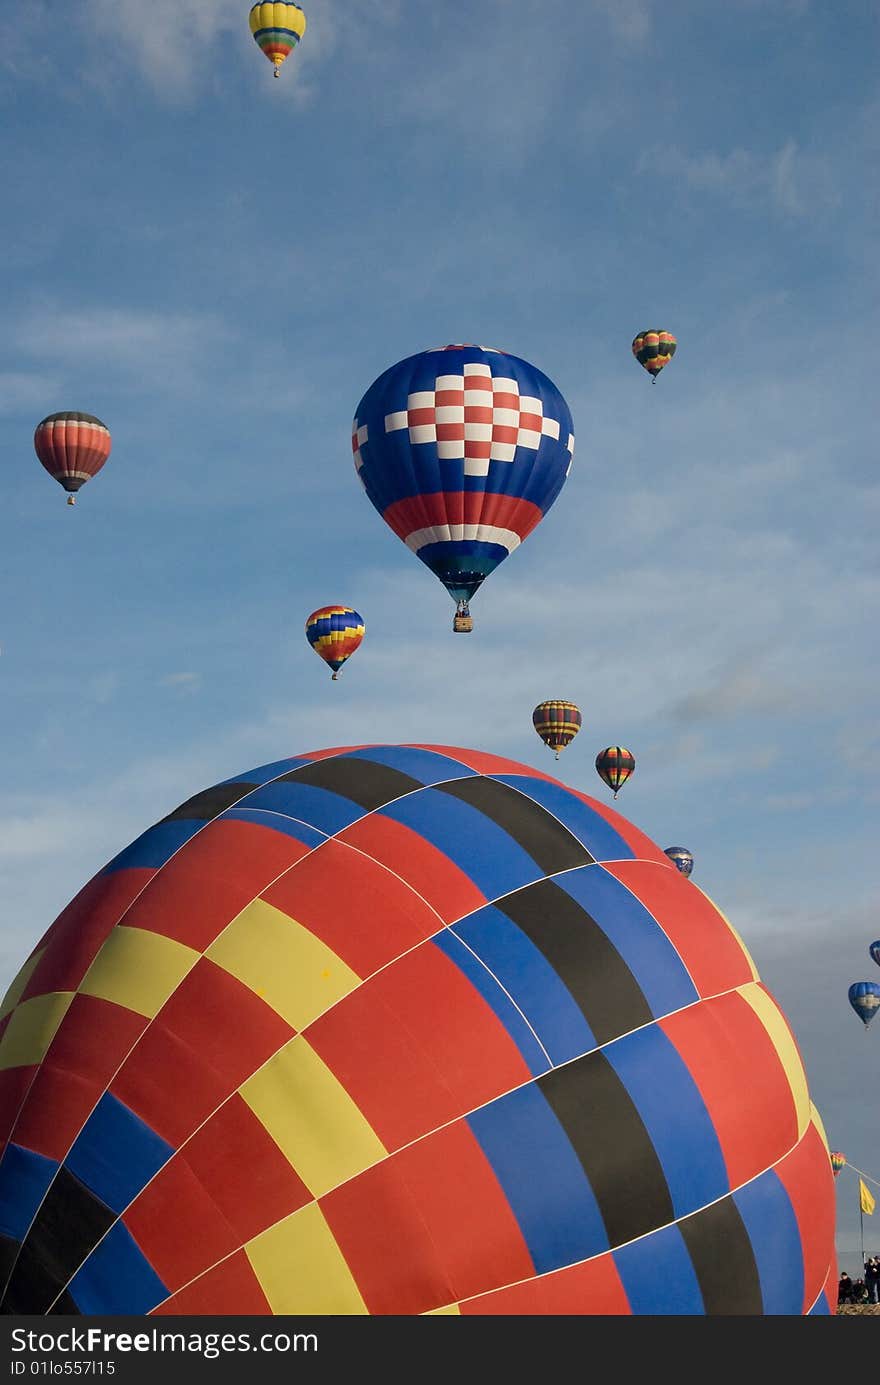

{"left": 1, "top": 0, "right": 878, "bottom": 1275}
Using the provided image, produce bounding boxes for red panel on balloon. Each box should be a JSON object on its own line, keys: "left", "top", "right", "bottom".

{"left": 111, "top": 961, "right": 294, "bottom": 1146}
{"left": 22, "top": 870, "right": 156, "bottom": 1001}
{"left": 337, "top": 813, "right": 485, "bottom": 924}
{"left": 773, "top": 1122, "right": 837, "bottom": 1314}
{"left": 605, "top": 860, "right": 754, "bottom": 995}
{"left": 660, "top": 991, "right": 799, "bottom": 1189}
{"left": 124, "top": 1153, "right": 240, "bottom": 1292}
{"left": 121, "top": 821, "right": 313, "bottom": 952}
{"left": 322, "top": 1119, "right": 534, "bottom": 1314}
{"left": 149, "top": 1250, "right": 272, "bottom": 1316}
{"left": 308, "top": 940, "right": 533, "bottom": 1150}
{"left": 461, "top": 1250, "right": 632, "bottom": 1314}
{"left": 0, "top": 1066, "right": 36, "bottom": 1146}
{"left": 261, "top": 838, "right": 441, "bottom": 978}
{"left": 11, "top": 996, "right": 148, "bottom": 1160}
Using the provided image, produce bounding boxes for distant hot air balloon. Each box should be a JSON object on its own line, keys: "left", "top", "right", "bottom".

{"left": 870, "top": 941, "right": 880, "bottom": 969}
{"left": 830, "top": 1152, "right": 846, "bottom": 1178}
{"left": 305, "top": 605, "right": 364, "bottom": 681}
{"left": 595, "top": 746, "right": 635, "bottom": 799}
{"left": 249, "top": 2, "right": 306, "bottom": 77}
{"left": 352, "top": 345, "right": 575, "bottom": 632}
{"left": 33, "top": 412, "right": 112, "bottom": 506}
{"left": 533, "top": 701, "right": 581, "bottom": 760}
{"left": 848, "top": 981, "right": 880, "bottom": 1030}
{"left": 664, "top": 846, "right": 694, "bottom": 878}
{"left": 632, "top": 329, "right": 677, "bottom": 382}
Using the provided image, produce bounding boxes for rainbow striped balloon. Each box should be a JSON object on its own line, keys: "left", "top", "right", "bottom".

{"left": 595, "top": 746, "right": 636, "bottom": 799}
{"left": 305, "top": 606, "right": 364, "bottom": 680}
{"left": 249, "top": 2, "right": 306, "bottom": 77}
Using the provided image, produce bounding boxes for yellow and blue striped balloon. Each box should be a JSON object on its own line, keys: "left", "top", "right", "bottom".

{"left": 249, "top": 2, "right": 306, "bottom": 78}
{"left": 305, "top": 605, "right": 364, "bottom": 680}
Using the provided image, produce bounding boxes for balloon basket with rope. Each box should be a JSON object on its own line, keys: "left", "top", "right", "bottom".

{"left": 67, "top": 495, "right": 76, "bottom": 506}
{"left": 453, "top": 601, "right": 473, "bottom": 634}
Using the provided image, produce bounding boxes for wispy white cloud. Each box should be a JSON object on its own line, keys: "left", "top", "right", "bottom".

{"left": 160, "top": 671, "right": 202, "bottom": 692}
{"left": 636, "top": 138, "right": 839, "bottom": 217}
{"left": 0, "top": 372, "right": 61, "bottom": 416}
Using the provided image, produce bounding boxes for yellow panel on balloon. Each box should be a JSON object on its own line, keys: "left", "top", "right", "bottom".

{"left": 240, "top": 1036, "right": 387, "bottom": 1196}
{"left": 809, "top": 1101, "right": 830, "bottom": 1153}
{"left": 739, "top": 982, "right": 811, "bottom": 1139}
{"left": 0, "top": 949, "right": 45, "bottom": 1021}
{"left": 79, "top": 926, "right": 198, "bottom": 1019}
{"left": 206, "top": 898, "right": 360, "bottom": 1030}
{"left": 0, "top": 990, "right": 73, "bottom": 1070}
{"left": 424, "top": 1304, "right": 462, "bottom": 1315}
{"left": 693, "top": 885, "right": 760, "bottom": 981}
{"left": 246, "top": 1202, "right": 367, "bottom": 1315}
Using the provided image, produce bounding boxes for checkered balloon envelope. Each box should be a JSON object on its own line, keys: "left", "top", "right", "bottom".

{"left": 352, "top": 345, "right": 575, "bottom": 631}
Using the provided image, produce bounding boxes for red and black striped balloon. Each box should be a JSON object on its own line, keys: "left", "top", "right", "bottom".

{"left": 33, "top": 412, "right": 112, "bottom": 504}
{"left": 595, "top": 745, "right": 635, "bottom": 798}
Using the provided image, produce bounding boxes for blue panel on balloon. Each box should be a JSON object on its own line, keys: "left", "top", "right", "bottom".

{"left": 0, "top": 1144, "right": 57, "bottom": 1241}
{"left": 492, "top": 777, "right": 635, "bottom": 862}
{"left": 733, "top": 1170, "right": 804, "bottom": 1315}
{"left": 65, "top": 1093, "right": 173, "bottom": 1214}
{"left": 69, "top": 1221, "right": 167, "bottom": 1315}
{"left": 808, "top": 1292, "right": 831, "bottom": 1314}
{"left": 344, "top": 745, "right": 477, "bottom": 786}
{"left": 556, "top": 866, "right": 699, "bottom": 1016}
{"left": 220, "top": 807, "right": 328, "bottom": 850}
{"left": 451, "top": 903, "right": 596, "bottom": 1065}
{"left": 614, "top": 1223, "right": 705, "bottom": 1314}
{"left": 432, "top": 933, "right": 549, "bottom": 1078}
{"left": 380, "top": 788, "right": 546, "bottom": 899}
{"left": 468, "top": 1082, "right": 609, "bottom": 1274}
{"left": 604, "top": 1025, "right": 729, "bottom": 1218}
{"left": 102, "top": 820, "right": 201, "bottom": 875}
{"left": 223, "top": 757, "right": 311, "bottom": 786}
{"left": 243, "top": 781, "right": 364, "bottom": 836}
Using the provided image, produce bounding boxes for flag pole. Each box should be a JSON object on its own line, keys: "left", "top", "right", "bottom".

{"left": 861, "top": 1191, "right": 866, "bottom": 1269}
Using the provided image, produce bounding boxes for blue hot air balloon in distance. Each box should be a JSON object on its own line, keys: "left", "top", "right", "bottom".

{"left": 352, "top": 344, "right": 575, "bottom": 632}
{"left": 869, "top": 941, "right": 880, "bottom": 969}
{"left": 848, "top": 981, "right": 880, "bottom": 1029}
{"left": 664, "top": 846, "right": 694, "bottom": 878}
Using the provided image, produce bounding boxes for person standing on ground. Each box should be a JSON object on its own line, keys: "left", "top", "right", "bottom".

{"left": 865, "top": 1255, "right": 880, "bottom": 1304}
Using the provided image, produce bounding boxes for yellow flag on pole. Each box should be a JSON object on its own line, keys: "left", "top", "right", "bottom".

{"left": 860, "top": 1178, "right": 876, "bottom": 1215}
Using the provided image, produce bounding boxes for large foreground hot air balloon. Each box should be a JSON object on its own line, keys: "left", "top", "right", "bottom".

{"left": 0, "top": 743, "right": 837, "bottom": 1315}
{"left": 632, "top": 330, "right": 676, "bottom": 381}
{"left": 595, "top": 746, "right": 635, "bottom": 799}
{"left": 305, "top": 606, "right": 364, "bottom": 680}
{"left": 249, "top": 2, "right": 306, "bottom": 77}
{"left": 352, "top": 345, "right": 575, "bottom": 631}
{"left": 665, "top": 846, "right": 694, "bottom": 878}
{"left": 533, "top": 701, "right": 581, "bottom": 760}
{"left": 848, "top": 981, "right": 880, "bottom": 1029}
{"left": 33, "top": 412, "right": 112, "bottom": 506}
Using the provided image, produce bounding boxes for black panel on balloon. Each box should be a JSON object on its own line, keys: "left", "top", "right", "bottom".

{"left": 47, "top": 1290, "right": 81, "bottom": 1315}
{"left": 678, "top": 1195, "right": 763, "bottom": 1315}
{"left": 2, "top": 1166, "right": 115, "bottom": 1313}
{"left": 0, "top": 1234, "right": 19, "bottom": 1293}
{"left": 436, "top": 776, "right": 594, "bottom": 875}
{"left": 282, "top": 756, "right": 422, "bottom": 811}
{"left": 497, "top": 877, "right": 653, "bottom": 1043}
{"left": 161, "top": 783, "right": 258, "bottom": 823}
{"left": 538, "top": 1049, "right": 674, "bottom": 1248}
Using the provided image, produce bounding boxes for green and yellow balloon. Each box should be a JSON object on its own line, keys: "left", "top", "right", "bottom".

{"left": 249, "top": 2, "right": 306, "bottom": 78}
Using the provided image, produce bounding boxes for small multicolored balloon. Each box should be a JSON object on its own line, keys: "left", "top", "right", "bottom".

{"left": 595, "top": 746, "right": 635, "bottom": 799}
{"left": 305, "top": 605, "right": 364, "bottom": 680}
{"left": 249, "top": 2, "right": 306, "bottom": 78}
{"left": 664, "top": 846, "right": 694, "bottom": 878}
{"left": 830, "top": 1152, "right": 846, "bottom": 1178}
{"left": 33, "top": 412, "right": 112, "bottom": 506}
{"left": 848, "top": 981, "right": 880, "bottom": 1029}
{"left": 632, "top": 329, "right": 677, "bottom": 381}
{"left": 532, "top": 701, "right": 582, "bottom": 760}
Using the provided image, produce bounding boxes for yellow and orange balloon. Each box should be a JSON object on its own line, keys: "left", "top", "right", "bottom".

{"left": 532, "top": 700, "right": 582, "bottom": 760}
{"left": 305, "top": 605, "right": 364, "bottom": 680}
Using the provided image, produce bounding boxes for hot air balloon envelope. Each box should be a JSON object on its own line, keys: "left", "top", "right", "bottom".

{"left": 33, "top": 412, "right": 112, "bottom": 503}
{"left": 533, "top": 701, "right": 582, "bottom": 759}
{"left": 352, "top": 345, "right": 574, "bottom": 626}
{"left": 249, "top": 2, "right": 306, "bottom": 76}
{"left": 596, "top": 746, "right": 635, "bottom": 798}
{"left": 305, "top": 606, "right": 364, "bottom": 679}
{"left": 869, "top": 941, "right": 880, "bottom": 969}
{"left": 632, "top": 330, "right": 677, "bottom": 379}
{"left": 830, "top": 1152, "right": 846, "bottom": 1177}
{"left": 848, "top": 981, "right": 880, "bottom": 1028}
{"left": 664, "top": 846, "right": 694, "bottom": 878}
{"left": 0, "top": 743, "right": 836, "bottom": 1315}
